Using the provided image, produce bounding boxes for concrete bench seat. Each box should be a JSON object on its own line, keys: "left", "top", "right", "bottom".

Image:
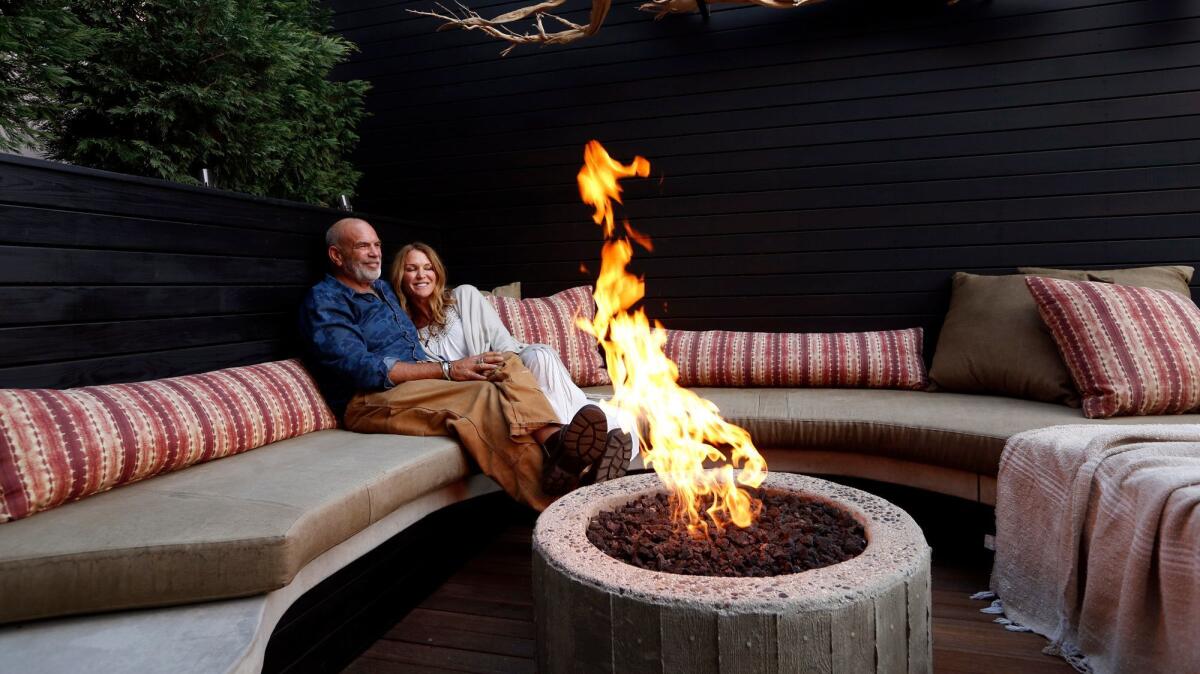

{"left": 588, "top": 386, "right": 1200, "bottom": 503}
{"left": 0, "top": 429, "right": 501, "bottom": 673}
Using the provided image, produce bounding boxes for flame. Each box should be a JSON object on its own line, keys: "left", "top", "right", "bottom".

{"left": 576, "top": 140, "right": 767, "bottom": 535}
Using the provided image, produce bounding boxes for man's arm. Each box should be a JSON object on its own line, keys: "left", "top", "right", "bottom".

{"left": 300, "top": 299, "right": 395, "bottom": 391}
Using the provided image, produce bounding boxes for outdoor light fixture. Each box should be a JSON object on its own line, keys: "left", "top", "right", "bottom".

{"left": 200, "top": 168, "right": 213, "bottom": 188}
{"left": 338, "top": 194, "right": 353, "bottom": 212}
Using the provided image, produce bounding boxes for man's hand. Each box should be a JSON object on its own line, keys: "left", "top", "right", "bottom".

{"left": 450, "top": 351, "right": 504, "bottom": 381}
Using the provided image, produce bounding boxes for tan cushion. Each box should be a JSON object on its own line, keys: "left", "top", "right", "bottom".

{"left": 930, "top": 270, "right": 1089, "bottom": 405}
{"left": 1020, "top": 265, "right": 1194, "bottom": 297}
{"left": 584, "top": 387, "right": 1200, "bottom": 476}
{"left": 0, "top": 430, "right": 468, "bottom": 625}
{"left": 488, "top": 281, "right": 522, "bottom": 299}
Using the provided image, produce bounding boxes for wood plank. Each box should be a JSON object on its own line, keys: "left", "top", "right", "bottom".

{"left": 0, "top": 313, "right": 288, "bottom": 366}
{"left": 0, "top": 245, "right": 314, "bottom": 285}
{"left": 364, "top": 639, "right": 537, "bottom": 674}
{"left": 419, "top": 593, "right": 534, "bottom": 622}
{"left": 0, "top": 285, "right": 307, "bottom": 327}
{"left": 397, "top": 608, "right": 533, "bottom": 640}
{"left": 432, "top": 581, "right": 534, "bottom": 606}
{"left": 390, "top": 38, "right": 1200, "bottom": 130}
{"left": 383, "top": 619, "right": 535, "bottom": 659}
{"left": 389, "top": 65, "right": 1200, "bottom": 158}
{"left": 0, "top": 204, "right": 317, "bottom": 255}
{"left": 0, "top": 340, "right": 285, "bottom": 389}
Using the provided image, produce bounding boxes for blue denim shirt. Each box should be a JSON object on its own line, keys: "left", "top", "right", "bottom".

{"left": 299, "top": 274, "right": 428, "bottom": 418}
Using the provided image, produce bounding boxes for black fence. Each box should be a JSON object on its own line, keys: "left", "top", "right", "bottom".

{"left": 0, "top": 154, "right": 436, "bottom": 388}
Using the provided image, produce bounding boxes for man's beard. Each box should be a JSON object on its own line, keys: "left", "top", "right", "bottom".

{"left": 346, "top": 260, "right": 381, "bottom": 284}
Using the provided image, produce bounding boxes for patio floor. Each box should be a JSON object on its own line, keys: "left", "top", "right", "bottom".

{"left": 341, "top": 480, "right": 1074, "bottom": 674}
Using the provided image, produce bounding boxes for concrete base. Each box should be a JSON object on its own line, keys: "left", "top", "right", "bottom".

{"left": 533, "top": 472, "right": 932, "bottom": 674}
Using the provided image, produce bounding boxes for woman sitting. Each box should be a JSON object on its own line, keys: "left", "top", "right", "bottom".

{"left": 391, "top": 242, "right": 636, "bottom": 494}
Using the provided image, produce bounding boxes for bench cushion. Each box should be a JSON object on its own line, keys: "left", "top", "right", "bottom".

{"left": 0, "top": 359, "right": 337, "bottom": 523}
{"left": 586, "top": 387, "right": 1200, "bottom": 476}
{"left": 663, "top": 327, "right": 928, "bottom": 390}
{"left": 0, "top": 429, "right": 467, "bottom": 625}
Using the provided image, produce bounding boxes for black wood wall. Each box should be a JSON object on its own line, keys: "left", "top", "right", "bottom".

{"left": 332, "top": 0, "right": 1200, "bottom": 346}
{"left": 0, "top": 154, "right": 434, "bottom": 389}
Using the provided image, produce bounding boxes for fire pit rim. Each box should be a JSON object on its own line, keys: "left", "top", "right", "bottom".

{"left": 534, "top": 472, "right": 929, "bottom": 613}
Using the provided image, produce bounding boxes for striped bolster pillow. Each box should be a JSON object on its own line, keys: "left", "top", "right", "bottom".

{"left": 1026, "top": 276, "right": 1200, "bottom": 418}
{"left": 0, "top": 359, "right": 337, "bottom": 523}
{"left": 663, "top": 328, "right": 929, "bottom": 389}
{"left": 485, "top": 285, "right": 611, "bottom": 386}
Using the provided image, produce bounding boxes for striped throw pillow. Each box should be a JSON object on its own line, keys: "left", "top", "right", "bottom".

{"left": 0, "top": 359, "right": 337, "bottom": 523}
{"left": 664, "top": 328, "right": 929, "bottom": 389}
{"left": 485, "top": 286, "right": 610, "bottom": 386}
{"left": 1026, "top": 276, "right": 1200, "bottom": 418}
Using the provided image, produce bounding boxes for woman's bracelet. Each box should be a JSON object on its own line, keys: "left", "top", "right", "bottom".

{"left": 440, "top": 360, "right": 452, "bottom": 381}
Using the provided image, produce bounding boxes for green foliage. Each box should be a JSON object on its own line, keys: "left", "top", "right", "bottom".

{"left": 9, "top": 0, "right": 369, "bottom": 205}
{"left": 0, "top": 2, "right": 100, "bottom": 152}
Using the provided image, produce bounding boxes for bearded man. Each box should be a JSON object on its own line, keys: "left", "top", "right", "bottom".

{"left": 299, "top": 218, "right": 608, "bottom": 509}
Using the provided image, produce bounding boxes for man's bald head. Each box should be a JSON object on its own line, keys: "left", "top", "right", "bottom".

{"left": 326, "top": 218, "right": 372, "bottom": 248}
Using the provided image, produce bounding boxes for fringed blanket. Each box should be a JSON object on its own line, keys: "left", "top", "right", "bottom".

{"left": 990, "top": 425, "right": 1200, "bottom": 674}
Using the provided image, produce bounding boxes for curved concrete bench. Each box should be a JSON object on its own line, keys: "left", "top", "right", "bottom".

{"left": 589, "top": 387, "right": 1200, "bottom": 505}
{"left": 7, "top": 386, "right": 1200, "bottom": 673}
{"left": 0, "top": 430, "right": 500, "bottom": 673}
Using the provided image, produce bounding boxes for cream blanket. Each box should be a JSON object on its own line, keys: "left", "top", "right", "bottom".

{"left": 990, "top": 425, "right": 1200, "bottom": 673}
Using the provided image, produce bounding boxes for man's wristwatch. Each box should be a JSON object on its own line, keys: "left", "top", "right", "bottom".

{"left": 440, "top": 360, "right": 452, "bottom": 381}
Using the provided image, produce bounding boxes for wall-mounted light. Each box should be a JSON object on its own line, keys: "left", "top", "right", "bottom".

{"left": 338, "top": 194, "right": 353, "bottom": 212}
{"left": 200, "top": 168, "right": 213, "bottom": 187}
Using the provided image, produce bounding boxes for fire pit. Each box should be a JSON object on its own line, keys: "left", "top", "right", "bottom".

{"left": 533, "top": 472, "right": 931, "bottom": 674}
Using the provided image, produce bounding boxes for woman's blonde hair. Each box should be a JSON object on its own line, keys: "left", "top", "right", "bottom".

{"left": 390, "top": 241, "right": 455, "bottom": 329}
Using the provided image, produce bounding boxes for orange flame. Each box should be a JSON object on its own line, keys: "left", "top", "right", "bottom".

{"left": 576, "top": 140, "right": 767, "bottom": 535}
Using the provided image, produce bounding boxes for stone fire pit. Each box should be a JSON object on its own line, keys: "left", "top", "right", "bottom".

{"left": 533, "top": 472, "right": 931, "bottom": 674}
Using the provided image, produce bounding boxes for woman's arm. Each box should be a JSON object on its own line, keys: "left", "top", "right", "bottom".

{"left": 386, "top": 353, "right": 503, "bottom": 384}
{"left": 454, "top": 284, "right": 525, "bottom": 354}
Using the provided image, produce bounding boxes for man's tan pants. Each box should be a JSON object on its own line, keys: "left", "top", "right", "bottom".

{"left": 343, "top": 353, "right": 559, "bottom": 510}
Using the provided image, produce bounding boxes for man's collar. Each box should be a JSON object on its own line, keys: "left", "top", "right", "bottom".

{"left": 324, "top": 273, "right": 381, "bottom": 297}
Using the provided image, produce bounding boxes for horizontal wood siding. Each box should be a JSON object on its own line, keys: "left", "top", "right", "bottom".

{"left": 331, "top": 0, "right": 1200, "bottom": 348}
{"left": 0, "top": 154, "right": 437, "bottom": 388}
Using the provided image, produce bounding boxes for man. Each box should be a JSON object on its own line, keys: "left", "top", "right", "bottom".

{"left": 299, "top": 218, "right": 608, "bottom": 509}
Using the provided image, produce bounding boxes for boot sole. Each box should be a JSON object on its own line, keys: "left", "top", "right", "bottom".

{"left": 541, "top": 405, "right": 608, "bottom": 495}
{"left": 582, "top": 430, "right": 633, "bottom": 486}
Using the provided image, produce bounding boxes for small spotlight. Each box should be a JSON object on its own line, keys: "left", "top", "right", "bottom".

{"left": 338, "top": 194, "right": 353, "bottom": 212}
{"left": 200, "top": 168, "right": 212, "bottom": 187}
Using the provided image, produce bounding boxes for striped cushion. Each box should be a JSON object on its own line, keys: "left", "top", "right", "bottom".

{"left": 485, "top": 286, "right": 610, "bottom": 386}
{"left": 0, "top": 359, "right": 337, "bottom": 523}
{"left": 663, "top": 328, "right": 929, "bottom": 389}
{"left": 1026, "top": 276, "right": 1200, "bottom": 418}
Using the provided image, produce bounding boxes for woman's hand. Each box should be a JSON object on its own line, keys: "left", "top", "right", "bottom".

{"left": 449, "top": 351, "right": 505, "bottom": 381}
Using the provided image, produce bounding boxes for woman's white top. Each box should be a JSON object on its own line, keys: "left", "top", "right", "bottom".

{"left": 416, "top": 284, "right": 524, "bottom": 361}
{"left": 416, "top": 303, "right": 469, "bottom": 361}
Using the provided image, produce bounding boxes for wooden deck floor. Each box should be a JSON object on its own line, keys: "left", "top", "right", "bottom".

{"left": 342, "top": 484, "right": 1074, "bottom": 674}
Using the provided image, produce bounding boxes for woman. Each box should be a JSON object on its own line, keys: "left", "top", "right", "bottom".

{"left": 391, "top": 242, "right": 636, "bottom": 493}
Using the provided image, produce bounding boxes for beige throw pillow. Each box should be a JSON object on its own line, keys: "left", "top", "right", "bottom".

{"left": 479, "top": 281, "right": 521, "bottom": 299}
{"left": 1018, "top": 265, "right": 1193, "bottom": 297}
{"left": 930, "top": 270, "right": 1088, "bottom": 405}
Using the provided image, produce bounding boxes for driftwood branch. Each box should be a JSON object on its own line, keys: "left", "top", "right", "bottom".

{"left": 408, "top": 0, "right": 612, "bottom": 55}
{"left": 409, "top": 0, "right": 835, "bottom": 53}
